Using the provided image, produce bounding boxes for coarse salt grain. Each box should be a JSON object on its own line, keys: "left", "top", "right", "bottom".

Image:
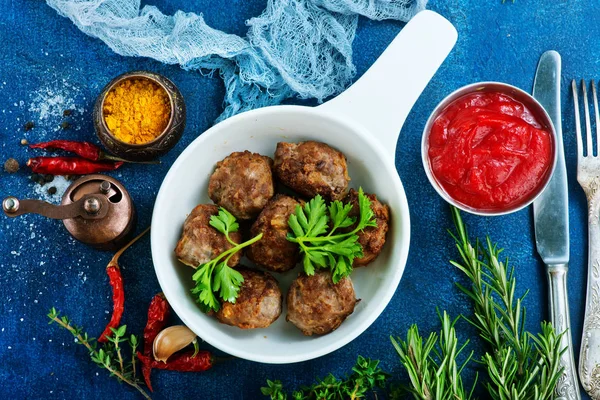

{"left": 32, "top": 175, "right": 70, "bottom": 204}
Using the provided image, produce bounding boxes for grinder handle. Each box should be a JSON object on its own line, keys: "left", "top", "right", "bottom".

{"left": 3, "top": 194, "right": 109, "bottom": 220}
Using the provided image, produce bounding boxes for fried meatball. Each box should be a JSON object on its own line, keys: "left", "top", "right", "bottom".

{"left": 274, "top": 141, "right": 350, "bottom": 201}
{"left": 344, "top": 189, "right": 390, "bottom": 267}
{"left": 208, "top": 151, "right": 275, "bottom": 220}
{"left": 247, "top": 195, "right": 301, "bottom": 272}
{"left": 175, "top": 204, "right": 242, "bottom": 268}
{"left": 287, "top": 271, "right": 357, "bottom": 335}
{"left": 216, "top": 269, "right": 282, "bottom": 329}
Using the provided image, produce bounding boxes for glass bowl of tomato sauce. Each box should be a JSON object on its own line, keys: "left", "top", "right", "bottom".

{"left": 422, "top": 82, "right": 557, "bottom": 216}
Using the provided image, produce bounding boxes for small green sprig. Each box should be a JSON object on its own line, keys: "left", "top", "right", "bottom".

{"left": 449, "top": 206, "right": 565, "bottom": 400}
{"left": 287, "top": 187, "right": 376, "bottom": 283}
{"left": 391, "top": 310, "right": 476, "bottom": 400}
{"left": 191, "top": 207, "right": 262, "bottom": 313}
{"left": 47, "top": 308, "right": 150, "bottom": 400}
{"left": 261, "top": 356, "right": 388, "bottom": 400}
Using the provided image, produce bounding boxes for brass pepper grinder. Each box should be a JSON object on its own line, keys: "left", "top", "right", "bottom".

{"left": 3, "top": 174, "right": 136, "bottom": 251}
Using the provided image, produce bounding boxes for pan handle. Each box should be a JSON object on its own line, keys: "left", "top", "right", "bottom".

{"left": 318, "top": 10, "right": 457, "bottom": 159}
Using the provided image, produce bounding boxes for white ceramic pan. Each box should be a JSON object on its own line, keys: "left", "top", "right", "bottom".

{"left": 151, "top": 10, "right": 457, "bottom": 364}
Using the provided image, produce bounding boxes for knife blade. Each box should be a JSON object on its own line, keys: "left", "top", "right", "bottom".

{"left": 533, "top": 51, "right": 569, "bottom": 265}
{"left": 532, "top": 50, "right": 581, "bottom": 400}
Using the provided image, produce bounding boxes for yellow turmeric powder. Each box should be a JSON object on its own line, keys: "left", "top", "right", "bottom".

{"left": 103, "top": 78, "right": 171, "bottom": 144}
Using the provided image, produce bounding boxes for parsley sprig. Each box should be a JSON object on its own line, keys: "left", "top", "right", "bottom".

{"left": 191, "top": 208, "right": 262, "bottom": 313}
{"left": 287, "top": 187, "right": 376, "bottom": 283}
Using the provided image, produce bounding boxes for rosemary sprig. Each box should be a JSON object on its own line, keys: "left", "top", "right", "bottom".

{"left": 47, "top": 308, "right": 151, "bottom": 400}
{"left": 449, "top": 206, "right": 565, "bottom": 399}
{"left": 391, "top": 310, "right": 476, "bottom": 400}
{"left": 261, "top": 356, "right": 388, "bottom": 400}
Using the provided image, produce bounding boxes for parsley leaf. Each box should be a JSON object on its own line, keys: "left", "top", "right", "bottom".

{"left": 190, "top": 207, "right": 262, "bottom": 312}
{"left": 328, "top": 200, "right": 355, "bottom": 231}
{"left": 358, "top": 188, "right": 378, "bottom": 229}
{"left": 290, "top": 195, "right": 330, "bottom": 238}
{"left": 209, "top": 208, "right": 239, "bottom": 245}
{"left": 287, "top": 187, "right": 377, "bottom": 283}
{"left": 213, "top": 263, "right": 244, "bottom": 303}
{"left": 191, "top": 264, "right": 221, "bottom": 312}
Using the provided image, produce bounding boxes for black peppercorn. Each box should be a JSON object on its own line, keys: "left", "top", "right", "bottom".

{"left": 47, "top": 187, "right": 57, "bottom": 195}
{"left": 60, "top": 121, "right": 71, "bottom": 130}
{"left": 23, "top": 121, "right": 35, "bottom": 131}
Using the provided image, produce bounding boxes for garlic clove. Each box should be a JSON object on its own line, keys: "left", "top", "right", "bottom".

{"left": 153, "top": 325, "right": 197, "bottom": 363}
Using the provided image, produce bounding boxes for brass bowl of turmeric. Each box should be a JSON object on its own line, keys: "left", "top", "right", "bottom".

{"left": 94, "top": 71, "right": 186, "bottom": 162}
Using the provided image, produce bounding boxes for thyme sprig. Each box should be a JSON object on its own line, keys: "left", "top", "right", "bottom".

{"left": 261, "top": 356, "right": 388, "bottom": 400}
{"left": 450, "top": 206, "right": 564, "bottom": 399}
{"left": 47, "top": 308, "right": 151, "bottom": 400}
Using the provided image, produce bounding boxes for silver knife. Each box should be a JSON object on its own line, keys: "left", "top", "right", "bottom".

{"left": 533, "top": 50, "right": 581, "bottom": 400}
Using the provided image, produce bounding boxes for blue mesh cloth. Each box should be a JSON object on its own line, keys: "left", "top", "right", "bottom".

{"left": 46, "top": 0, "right": 427, "bottom": 122}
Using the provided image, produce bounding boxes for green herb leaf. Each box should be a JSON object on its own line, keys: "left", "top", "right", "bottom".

{"left": 191, "top": 263, "right": 221, "bottom": 312}
{"left": 117, "top": 325, "right": 127, "bottom": 338}
{"left": 213, "top": 263, "right": 244, "bottom": 303}
{"left": 288, "top": 213, "right": 304, "bottom": 238}
{"left": 357, "top": 187, "right": 377, "bottom": 230}
{"left": 304, "top": 195, "right": 329, "bottom": 237}
{"left": 331, "top": 256, "right": 352, "bottom": 284}
{"left": 328, "top": 200, "right": 355, "bottom": 231}
{"left": 262, "top": 357, "right": 388, "bottom": 399}
{"left": 191, "top": 209, "right": 262, "bottom": 312}
{"left": 210, "top": 207, "right": 239, "bottom": 236}
{"left": 287, "top": 187, "right": 377, "bottom": 282}
{"left": 303, "top": 253, "right": 315, "bottom": 276}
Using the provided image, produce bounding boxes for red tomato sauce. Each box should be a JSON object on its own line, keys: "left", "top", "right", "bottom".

{"left": 427, "top": 91, "right": 554, "bottom": 211}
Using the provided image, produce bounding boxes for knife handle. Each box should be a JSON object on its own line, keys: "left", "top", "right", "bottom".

{"left": 580, "top": 206, "right": 600, "bottom": 399}
{"left": 547, "top": 263, "right": 581, "bottom": 400}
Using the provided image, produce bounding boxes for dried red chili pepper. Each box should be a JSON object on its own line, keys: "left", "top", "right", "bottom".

{"left": 142, "top": 293, "right": 171, "bottom": 391}
{"left": 98, "top": 227, "right": 151, "bottom": 343}
{"left": 98, "top": 266, "right": 124, "bottom": 343}
{"left": 29, "top": 140, "right": 159, "bottom": 164}
{"left": 27, "top": 157, "right": 123, "bottom": 175}
{"left": 31, "top": 140, "right": 110, "bottom": 161}
{"left": 137, "top": 351, "right": 214, "bottom": 372}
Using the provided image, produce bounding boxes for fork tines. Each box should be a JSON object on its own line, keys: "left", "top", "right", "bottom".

{"left": 572, "top": 79, "right": 600, "bottom": 158}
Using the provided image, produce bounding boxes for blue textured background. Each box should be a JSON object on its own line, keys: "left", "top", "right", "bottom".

{"left": 1, "top": 0, "right": 599, "bottom": 398}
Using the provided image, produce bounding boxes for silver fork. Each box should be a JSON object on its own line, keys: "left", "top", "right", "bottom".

{"left": 574, "top": 79, "right": 600, "bottom": 399}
